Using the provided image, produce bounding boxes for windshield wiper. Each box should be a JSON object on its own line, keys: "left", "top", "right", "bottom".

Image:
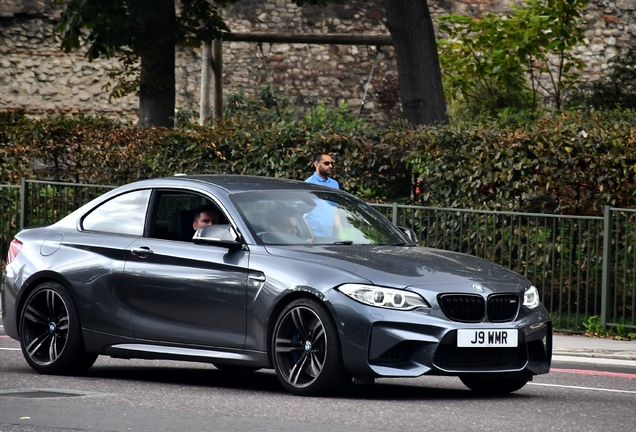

{"left": 332, "top": 240, "right": 354, "bottom": 245}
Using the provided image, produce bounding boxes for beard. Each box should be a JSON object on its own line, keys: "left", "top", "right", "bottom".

{"left": 318, "top": 166, "right": 333, "bottom": 178}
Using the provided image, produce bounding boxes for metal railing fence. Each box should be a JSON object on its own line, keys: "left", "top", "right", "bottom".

{"left": 371, "top": 203, "right": 635, "bottom": 332}
{"left": 0, "top": 180, "right": 117, "bottom": 268}
{"left": 0, "top": 185, "right": 20, "bottom": 262}
{"left": 606, "top": 208, "right": 636, "bottom": 331}
{"left": 19, "top": 179, "right": 117, "bottom": 229}
{"left": 0, "top": 180, "right": 634, "bottom": 332}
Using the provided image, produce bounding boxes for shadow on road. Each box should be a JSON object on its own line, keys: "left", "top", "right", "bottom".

{"left": 81, "top": 363, "right": 533, "bottom": 401}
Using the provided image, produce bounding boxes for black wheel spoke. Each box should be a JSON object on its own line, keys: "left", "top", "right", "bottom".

{"left": 308, "top": 350, "right": 324, "bottom": 376}
{"left": 57, "top": 315, "right": 69, "bottom": 332}
{"left": 48, "top": 335, "right": 60, "bottom": 362}
{"left": 309, "top": 320, "right": 325, "bottom": 345}
{"left": 290, "top": 308, "right": 310, "bottom": 341}
{"left": 275, "top": 337, "right": 304, "bottom": 353}
{"left": 23, "top": 303, "right": 48, "bottom": 326}
{"left": 46, "top": 289, "right": 57, "bottom": 318}
{"left": 289, "top": 352, "right": 310, "bottom": 386}
{"left": 25, "top": 333, "right": 52, "bottom": 359}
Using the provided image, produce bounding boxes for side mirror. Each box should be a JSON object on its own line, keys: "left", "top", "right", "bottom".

{"left": 397, "top": 226, "right": 418, "bottom": 245}
{"left": 193, "top": 225, "right": 244, "bottom": 250}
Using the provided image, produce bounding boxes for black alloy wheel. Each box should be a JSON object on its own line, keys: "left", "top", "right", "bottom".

{"left": 19, "top": 281, "right": 97, "bottom": 375}
{"left": 272, "top": 298, "right": 351, "bottom": 396}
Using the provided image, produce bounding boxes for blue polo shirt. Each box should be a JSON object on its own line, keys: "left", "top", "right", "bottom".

{"left": 305, "top": 173, "right": 340, "bottom": 189}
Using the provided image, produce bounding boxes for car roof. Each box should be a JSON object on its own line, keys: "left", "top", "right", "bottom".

{"left": 160, "top": 174, "right": 336, "bottom": 194}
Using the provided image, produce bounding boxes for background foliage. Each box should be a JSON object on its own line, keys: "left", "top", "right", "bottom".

{"left": 2, "top": 97, "right": 636, "bottom": 216}
{"left": 407, "top": 109, "right": 636, "bottom": 215}
{"left": 438, "top": 0, "right": 588, "bottom": 118}
{"left": 0, "top": 94, "right": 412, "bottom": 203}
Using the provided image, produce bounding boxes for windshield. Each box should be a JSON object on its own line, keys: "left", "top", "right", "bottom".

{"left": 231, "top": 190, "right": 408, "bottom": 246}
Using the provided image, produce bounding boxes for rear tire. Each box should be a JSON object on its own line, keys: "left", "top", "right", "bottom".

{"left": 271, "top": 298, "right": 351, "bottom": 396}
{"left": 460, "top": 376, "right": 530, "bottom": 394}
{"left": 19, "top": 281, "right": 97, "bottom": 375}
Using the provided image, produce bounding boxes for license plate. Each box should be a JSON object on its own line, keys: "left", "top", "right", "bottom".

{"left": 457, "top": 329, "right": 518, "bottom": 347}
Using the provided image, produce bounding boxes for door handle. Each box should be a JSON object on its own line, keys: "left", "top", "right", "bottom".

{"left": 131, "top": 246, "right": 154, "bottom": 257}
{"left": 248, "top": 273, "right": 266, "bottom": 282}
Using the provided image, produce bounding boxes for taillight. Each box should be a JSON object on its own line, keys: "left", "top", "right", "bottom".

{"left": 7, "top": 239, "right": 22, "bottom": 265}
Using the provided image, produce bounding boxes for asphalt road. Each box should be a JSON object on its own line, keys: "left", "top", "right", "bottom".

{"left": 1, "top": 332, "right": 635, "bottom": 432}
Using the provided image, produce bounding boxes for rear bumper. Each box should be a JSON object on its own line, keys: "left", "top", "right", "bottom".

{"left": 1, "top": 265, "right": 21, "bottom": 340}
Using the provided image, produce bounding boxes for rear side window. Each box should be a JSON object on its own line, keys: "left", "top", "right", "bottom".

{"left": 82, "top": 189, "right": 151, "bottom": 236}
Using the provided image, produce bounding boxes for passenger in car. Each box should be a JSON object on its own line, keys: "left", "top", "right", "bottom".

{"left": 266, "top": 209, "right": 298, "bottom": 236}
{"left": 193, "top": 205, "right": 220, "bottom": 230}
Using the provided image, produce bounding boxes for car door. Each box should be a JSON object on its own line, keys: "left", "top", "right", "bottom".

{"left": 123, "top": 189, "right": 249, "bottom": 349}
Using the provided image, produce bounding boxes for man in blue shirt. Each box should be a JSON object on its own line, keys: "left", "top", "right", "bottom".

{"left": 304, "top": 153, "right": 340, "bottom": 236}
{"left": 305, "top": 153, "right": 339, "bottom": 189}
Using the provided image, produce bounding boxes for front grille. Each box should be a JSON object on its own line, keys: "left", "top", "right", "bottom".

{"left": 487, "top": 294, "right": 520, "bottom": 322}
{"left": 438, "top": 294, "right": 485, "bottom": 323}
{"left": 439, "top": 293, "right": 521, "bottom": 323}
{"left": 433, "top": 346, "right": 524, "bottom": 371}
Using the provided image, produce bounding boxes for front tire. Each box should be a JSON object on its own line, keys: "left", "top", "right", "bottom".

{"left": 460, "top": 376, "right": 530, "bottom": 394}
{"left": 19, "top": 281, "right": 97, "bottom": 375}
{"left": 271, "top": 298, "right": 351, "bottom": 396}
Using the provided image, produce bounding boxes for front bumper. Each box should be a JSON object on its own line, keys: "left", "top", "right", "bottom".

{"left": 327, "top": 289, "right": 552, "bottom": 378}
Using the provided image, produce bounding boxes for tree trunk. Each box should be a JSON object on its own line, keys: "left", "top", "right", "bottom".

{"left": 138, "top": 0, "right": 176, "bottom": 128}
{"left": 385, "top": 0, "right": 449, "bottom": 126}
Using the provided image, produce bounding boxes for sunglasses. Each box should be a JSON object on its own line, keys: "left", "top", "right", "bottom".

{"left": 322, "top": 161, "right": 335, "bottom": 166}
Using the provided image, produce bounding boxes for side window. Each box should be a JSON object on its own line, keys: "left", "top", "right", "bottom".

{"left": 149, "top": 191, "right": 226, "bottom": 242}
{"left": 82, "top": 189, "right": 151, "bottom": 236}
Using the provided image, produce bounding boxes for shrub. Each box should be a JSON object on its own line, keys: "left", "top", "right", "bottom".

{"left": 407, "top": 109, "right": 636, "bottom": 215}
{"left": 0, "top": 99, "right": 413, "bottom": 202}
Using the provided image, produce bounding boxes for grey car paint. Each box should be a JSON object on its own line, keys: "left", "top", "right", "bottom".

{"left": 1, "top": 175, "right": 552, "bottom": 396}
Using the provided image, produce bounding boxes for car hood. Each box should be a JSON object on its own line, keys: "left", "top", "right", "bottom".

{"left": 264, "top": 245, "right": 529, "bottom": 291}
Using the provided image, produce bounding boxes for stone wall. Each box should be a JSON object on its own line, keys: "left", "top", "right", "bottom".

{"left": 1, "top": 0, "right": 635, "bottom": 123}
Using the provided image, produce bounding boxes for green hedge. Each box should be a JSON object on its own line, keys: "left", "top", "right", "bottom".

{"left": 2, "top": 108, "right": 636, "bottom": 214}
{"left": 407, "top": 109, "right": 636, "bottom": 215}
{"left": 0, "top": 107, "right": 412, "bottom": 202}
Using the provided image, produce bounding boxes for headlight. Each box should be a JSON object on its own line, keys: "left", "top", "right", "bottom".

{"left": 337, "top": 284, "right": 430, "bottom": 310}
{"left": 523, "top": 285, "right": 540, "bottom": 309}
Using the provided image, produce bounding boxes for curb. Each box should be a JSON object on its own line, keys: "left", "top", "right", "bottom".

{"left": 551, "top": 354, "right": 636, "bottom": 374}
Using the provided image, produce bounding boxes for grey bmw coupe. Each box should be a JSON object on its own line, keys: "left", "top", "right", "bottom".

{"left": 1, "top": 175, "right": 551, "bottom": 396}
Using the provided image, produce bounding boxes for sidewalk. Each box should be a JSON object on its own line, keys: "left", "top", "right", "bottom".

{"left": 552, "top": 333, "right": 636, "bottom": 371}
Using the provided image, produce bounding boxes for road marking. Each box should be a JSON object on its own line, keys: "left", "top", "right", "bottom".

{"left": 529, "top": 382, "right": 636, "bottom": 394}
{"left": 552, "top": 368, "right": 636, "bottom": 379}
{"left": 0, "top": 347, "right": 21, "bottom": 351}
